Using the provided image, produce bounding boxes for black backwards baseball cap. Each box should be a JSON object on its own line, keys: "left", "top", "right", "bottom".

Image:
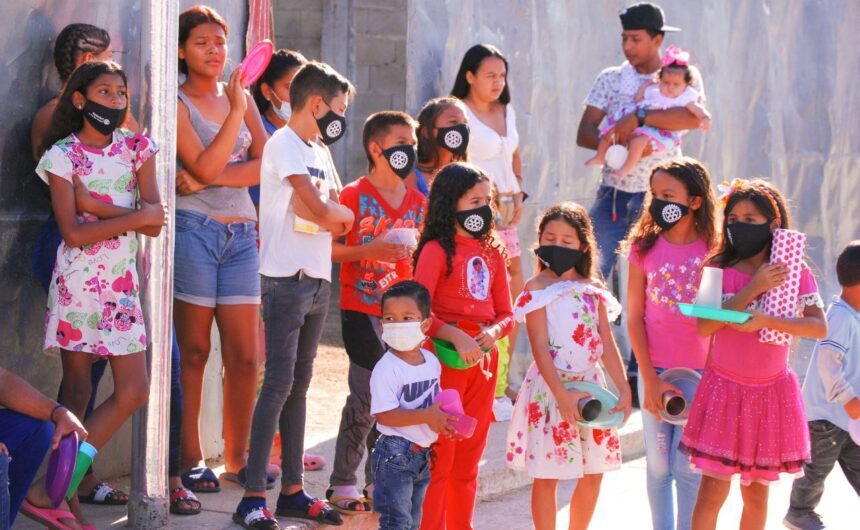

{"left": 619, "top": 3, "right": 680, "bottom": 32}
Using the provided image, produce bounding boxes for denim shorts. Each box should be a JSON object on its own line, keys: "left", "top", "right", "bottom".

{"left": 174, "top": 210, "right": 261, "bottom": 307}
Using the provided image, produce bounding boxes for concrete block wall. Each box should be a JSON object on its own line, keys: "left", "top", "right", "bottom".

{"left": 273, "top": 0, "right": 323, "bottom": 60}
{"left": 273, "top": 0, "right": 409, "bottom": 184}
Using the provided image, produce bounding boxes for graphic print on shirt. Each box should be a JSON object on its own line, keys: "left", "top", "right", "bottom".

{"left": 646, "top": 255, "right": 703, "bottom": 312}
{"left": 467, "top": 256, "right": 489, "bottom": 300}
{"left": 354, "top": 193, "right": 424, "bottom": 307}
{"left": 399, "top": 377, "right": 441, "bottom": 410}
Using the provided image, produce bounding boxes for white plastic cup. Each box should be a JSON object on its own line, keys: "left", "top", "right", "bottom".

{"left": 696, "top": 267, "right": 723, "bottom": 308}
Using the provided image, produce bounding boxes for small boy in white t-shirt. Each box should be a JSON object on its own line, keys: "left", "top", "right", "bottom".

{"left": 370, "top": 280, "right": 456, "bottom": 530}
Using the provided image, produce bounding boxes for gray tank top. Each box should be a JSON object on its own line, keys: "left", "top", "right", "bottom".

{"left": 176, "top": 87, "right": 257, "bottom": 220}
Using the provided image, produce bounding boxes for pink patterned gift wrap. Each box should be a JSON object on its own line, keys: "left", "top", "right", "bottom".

{"left": 759, "top": 229, "right": 807, "bottom": 345}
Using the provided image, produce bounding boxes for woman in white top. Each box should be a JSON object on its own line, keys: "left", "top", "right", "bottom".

{"left": 451, "top": 44, "right": 524, "bottom": 414}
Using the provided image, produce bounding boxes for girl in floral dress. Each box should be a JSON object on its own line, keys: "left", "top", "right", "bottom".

{"left": 27, "top": 60, "right": 164, "bottom": 529}
{"left": 506, "top": 202, "right": 631, "bottom": 530}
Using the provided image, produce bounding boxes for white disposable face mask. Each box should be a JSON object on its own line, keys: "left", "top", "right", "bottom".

{"left": 271, "top": 93, "right": 292, "bottom": 122}
{"left": 382, "top": 321, "right": 426, "bottom": 352}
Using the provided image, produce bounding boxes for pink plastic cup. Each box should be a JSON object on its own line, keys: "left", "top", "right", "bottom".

{"left": 435, "top": 389, "right": 477, "bottom": 438}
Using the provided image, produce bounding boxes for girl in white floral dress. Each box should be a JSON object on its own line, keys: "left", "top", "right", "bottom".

{"left": 506, "top": 202, "right": 631, "bottom": 530}
{"left": 27, "top": 61, "right": 164, "bottom": 530}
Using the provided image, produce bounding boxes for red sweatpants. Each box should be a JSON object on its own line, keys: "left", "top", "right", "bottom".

{"left": 420, "top": 347, "right": 498, "bottom": 530}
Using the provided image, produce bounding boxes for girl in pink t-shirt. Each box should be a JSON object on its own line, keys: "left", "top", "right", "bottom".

{"left": 680, "top": 179, "right": 827, "bottom": 530}
{"left": 623, "top": 157, "right": 718, "bottom": 530}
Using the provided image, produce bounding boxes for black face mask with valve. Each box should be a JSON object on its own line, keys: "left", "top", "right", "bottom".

{"left": 535, "top": 245, "right": 584, "bottom": 276}
{"left": 726, "top": 221, "right": 773, "bottom": 259}
{"left": 435, "top": 123, "right": 469, "bottom": 157}
{"left": 455, "top": 204, "right": 493, "bottom": 238}
{"left": 381, "top": 144, "right": 417, "bottom": 179}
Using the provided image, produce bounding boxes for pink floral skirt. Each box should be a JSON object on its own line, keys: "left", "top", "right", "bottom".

{"left": 679, "top": 366, "right": 810, "bottom": 485}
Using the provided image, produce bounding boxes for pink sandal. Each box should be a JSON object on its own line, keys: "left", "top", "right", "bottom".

{"left": 303, "top": 452, "right": 326, "bottom": 471}
{"left": 20, "top": 499, "right": 95, "bottom": 530}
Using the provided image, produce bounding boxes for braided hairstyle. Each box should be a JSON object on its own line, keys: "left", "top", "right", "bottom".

{"left": 53, "top": 23, "right": 111, "bottom": 84}
{"left": 414, "top": 162, "right": 497, "bottom": 276}
{"left": 252, "top": 49, "right": 308, "bottom": 114}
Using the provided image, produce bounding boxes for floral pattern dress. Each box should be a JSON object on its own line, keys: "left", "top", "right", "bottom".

{"left": 506, "top": 280, "right": 623, "bottom": 479}
{"left": 36, "top": 130, "right": 158, "bottom": 356}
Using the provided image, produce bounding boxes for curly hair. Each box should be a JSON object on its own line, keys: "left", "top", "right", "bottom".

{"left": 708, "top": 179, "right": 791, "bottom": 268}
{"left": 414, "top": 162, "right": 497, "bottom": 276}
{"left": 54, "top": 23, "right": 111, "bottom": 83}
{"left": 416, "top": 97, "right": 468, "bottom": 169}
{"left": 41, "top": 61, "right": 127, "bottom": 153}
{"left": 252, "top": 48, "right": 307, "bottom": 114}
{"left": 535, "top": 202, "right": 600, "bottom": 281}
{"left": 621, "top": 157, "right": 718, "bottom": 259}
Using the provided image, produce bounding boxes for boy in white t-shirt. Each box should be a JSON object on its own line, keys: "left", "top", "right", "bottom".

{"left": 234, "top": 62, "right": 355, "bottom": 530}
{"left": 370, "top": 280, "right": 456, "bottom": 530}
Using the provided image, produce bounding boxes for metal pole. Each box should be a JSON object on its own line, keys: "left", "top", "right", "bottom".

{"left": 129, "top": 1, "right": 178, "bottom": 528}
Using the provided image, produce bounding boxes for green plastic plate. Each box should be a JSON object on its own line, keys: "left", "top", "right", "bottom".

{"left": 678, "top": 303, "right": 752, "bottom": 324}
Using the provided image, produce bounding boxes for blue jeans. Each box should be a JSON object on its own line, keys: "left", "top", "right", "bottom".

{"left": 589, "top": 186, "right": 645, "bottom": 279}
{"left": 372, "top": 434, "right": 432, "bottom": 530}
{"left": 0, "top": 411, "right": 54, "bottom": 529}
{"left": 638, "top": 370, "right": 702, "bottom": 530}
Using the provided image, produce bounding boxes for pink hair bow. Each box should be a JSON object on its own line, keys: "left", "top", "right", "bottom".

{"left": 662, "top": 45, "right": 690, "bottom": 67}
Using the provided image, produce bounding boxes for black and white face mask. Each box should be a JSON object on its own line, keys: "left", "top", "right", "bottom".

{"left": 535, "top": 245, "right": 584, "bottom": 276}
{"left": 316, "top": 105, "right": 347, "bottom": 145}
{"left": 381, "top": 144, "right": 417, "bottom": 179}
{"left": 83, "top": 100, "right": 125, "bottom": 136}
{"left": 436, "top": 123, "right": 470, "bottom": 157}
{"left": 455, "top": 204, "right": 493, "bottom": 238}
{"left": 649, "top": 198, "right": 690, "bottom": 231}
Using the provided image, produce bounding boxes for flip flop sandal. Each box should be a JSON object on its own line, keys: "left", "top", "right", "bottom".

{"left": 78, "top": 481, "right": 129, "bottom": 505}
{"left": 276, "top": 497, "right": 343, "bottom": 526}
{"left": 169, "top": 487, "right": 202, "bottom": 515}
{"left": 222, "top": 467, "right": 277, "bottom": 490}
{"left": 303, "top": 452, "right": 326, "bottom": 471}
{"left": 20, "top": 500, "right": 80, "bottom": 530}
{"left": 181, "top": 466, "right": 221, "bottom": 493}
{"left": 232, "top": 507, "right": 280, "bottom": 530}
{"left": 325, "top": 488, "right": 371, "bottom": 515}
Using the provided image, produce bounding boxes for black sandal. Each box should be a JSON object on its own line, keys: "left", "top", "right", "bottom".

{"left": 275, "top": 497, "right": 343, "bottom": 526}
{"left": 181, "top": 467, "right": 221, "bottom": 493}
{"left": 169, "top": 487, "right": 202, "bottom": 516}
{"left": 78, "top": 482, "right": 129, "bottom": 505}
{"left": 233, "top": 507, "right": 280, "bottom": 530}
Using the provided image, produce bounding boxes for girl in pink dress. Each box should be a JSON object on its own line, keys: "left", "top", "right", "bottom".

{"left": 679, "top": 179, "right": 827, "bottom": 530}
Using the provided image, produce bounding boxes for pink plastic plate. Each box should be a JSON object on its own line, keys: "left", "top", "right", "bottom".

{"left": 45, "top": 432, "right": 78, "bottom": 508}
{"left": 238, "top": 40, "right": 274, "bottom": 88}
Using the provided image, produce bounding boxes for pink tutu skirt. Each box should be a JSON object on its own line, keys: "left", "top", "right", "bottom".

{"left": 678, "top": 367, "right": 810, "bottom": 485}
